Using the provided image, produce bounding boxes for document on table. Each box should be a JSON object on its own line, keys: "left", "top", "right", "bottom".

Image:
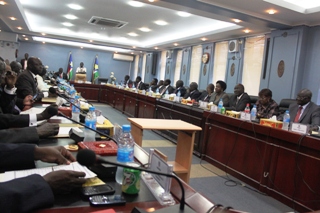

{"left": 0, "top": 162, "right": 96, "bottom": 182}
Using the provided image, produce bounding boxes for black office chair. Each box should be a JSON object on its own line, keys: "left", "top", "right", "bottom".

{"left": 249, "top": 95, "right": 259, "bottom": 109}
{"left": 278, "top": 98, "right": 296, "bottom": 114}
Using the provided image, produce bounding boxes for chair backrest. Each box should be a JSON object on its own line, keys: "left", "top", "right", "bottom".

{"left": 279, "top": 98, "right": 296, "bottom": 114}
{"left": 249, "top": 95, "right": 259, "bottom": 109}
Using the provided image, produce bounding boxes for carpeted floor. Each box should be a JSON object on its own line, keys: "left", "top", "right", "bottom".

{"left": 94, "top": 103, "right": 296, "bottom": 213}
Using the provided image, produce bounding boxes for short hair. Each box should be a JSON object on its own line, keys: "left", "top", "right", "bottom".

{"left": 259, "top": 88, "right": 272, "bottom": 98}
{"left": 299, "top": 89, "right": 312, "bottom": 99}
{"left": 207, "top": 83, "right": 215, "bottom": 92}
{"left": 153, "top": 78, "right": 158, "bottom": 84}
{"left": 136, "top": 76, "right": 141, "bottom": 81}
{"left": 190, "top": 82, "right": 198, "bottom": 89}
{"left": 216, "top": 80, "right": 227, "bottom": 91}
{"left": 165, "top": 79, "right": 171, "bottom": 85}
{"left": 237, "top": 83, "right": 245, "bottom": 91}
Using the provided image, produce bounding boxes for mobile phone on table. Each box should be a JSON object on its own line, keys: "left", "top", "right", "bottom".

{"left": 82, "top": 184, "right": 115, "bottom": 197}
{"left": 89, "top": 194, "right": 126, "bottom": 206}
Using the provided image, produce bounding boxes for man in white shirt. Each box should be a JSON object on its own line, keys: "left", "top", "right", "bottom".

{"left": 76, "top": 62, "right": 86, "bottom": 74}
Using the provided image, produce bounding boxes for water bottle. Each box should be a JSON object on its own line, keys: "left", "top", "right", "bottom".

{"left": 71, "top": 95, "right": 80, "bottom": 122}
{"left": 282, "top": 110, "right": 290, "bottom": 131}
{"left": 177, "top": 90, "right": 181, "bottom": 98}
{"left": 217, "top": 98, "right": 223, "bottom": 113}
{"left": 156, "top": 88, "right": 159, "bottom": 94}
{"left": 251, "top": 105, "right": 257, "bottom": 120}
{"left": 244, "top": 103, "right": 250, "bottom": 114}
{"left": 115, "top": 125, "right": 135, "bottom": 185}
{"left": 83, "top": 106, "right": 97, "bottom": 142}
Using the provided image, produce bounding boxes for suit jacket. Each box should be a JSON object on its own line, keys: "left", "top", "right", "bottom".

{"left": 174, "top": 87, "right": 187, "bottom": 98}
{"left": 0, "top": 143, "right": 54, "bottom": 212}
{"left": 135, "top": 81, "right": 147, "bottom": 90}
{"left": 197, "top": 91, "right": 211, "bottom": 102}
{"left": 150, "top": 85, "right": 158, "bottom": 92}
{"left": 0, "top": 86, "right": 17, "bottom": 114}
{"left": 0, "top": 127, "right": 39, "bottom": 144}
{"left": 209, "top": 91, "right": 230, "bottom": 106}
{"left": 184, "top": 90, "right": 201, "bottom": 100}
{"left": 225, "top": 93, "right": 251, "bottom": 111}
{"left": 53, "top": 72, "right": 68, "bottom": 80}
{"left": 160, "top": 85, "right": 174, "bottom": 95}
{"left": 0, "top": 114, "right": 30, "bottom": 129}
{"left": 124, "top": 79, "right": 133, "bottom": 88}
{"left": 289, "top": 102, "right": 320, "bottom": 128}
{"left": 16, "top": 70, "right": 44, "bottom": 99}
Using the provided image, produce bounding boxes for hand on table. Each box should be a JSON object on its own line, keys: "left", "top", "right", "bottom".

{"left": 34, "top": 145, "right": 76, "bottom": 164}
{"left": 36, "top": 123, "right": 59, "bottom": 138}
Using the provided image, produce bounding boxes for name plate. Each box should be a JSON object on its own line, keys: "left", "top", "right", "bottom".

{"left": 210, "top": 105, "right": 217, "bottom": 112}
{"left": 291, "top": 123, "right": 308, "bottom": 134}
{"left": 149, "top": 151, "right": 172, "bottom": 189}
{"left": 240, "top": 112, "right": 251, "bottom": 121}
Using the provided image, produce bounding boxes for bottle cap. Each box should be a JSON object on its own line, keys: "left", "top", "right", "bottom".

{"left": 89, "top": 106, "right": 95, "bottom": 111}
{"left": 122, "top": 124, "right": 131, "bottom": 132}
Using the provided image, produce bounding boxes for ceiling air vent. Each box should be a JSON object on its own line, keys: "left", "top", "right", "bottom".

{"left": 88, "top": 16, "right": 128, "bottom": 29}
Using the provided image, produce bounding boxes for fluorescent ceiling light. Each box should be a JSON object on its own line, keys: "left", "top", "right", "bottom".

{"left": 264, "top": 0, "right": 320, "bottom": 13}
{"left": 177, "top": 11, "right": 191, "bottom": 17}
{"left": 128, "top": 1, "right": 144, "bottom": 7}
{"left": 154, "top": 20, "right": 168, "bottom": 26}
{"left": 62, "top": 22, "right": 74, "bottom": 27}
{"left": 64, "top": 14, "right": 78, "bottom": 20}
{"left": 139, "top": 27, "right": 151, "bottom": 32}
{"left": 128, "top": 32, "right": 139, "bottom": 37}
{"left": 284, "top": 0, "right": 320, "bottom": 9}
{"left": 32, "top": 37, "right": 131, "bottom": 53}
{"left": 67, "top": 4, "right": 83, "bottom": 10}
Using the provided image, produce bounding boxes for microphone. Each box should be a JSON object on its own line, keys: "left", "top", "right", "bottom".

{"left": 58, "top": 111, "right": 116, "bottom": 143}
{"left": 77, "top": 149, "right": 195, "bottom": 213}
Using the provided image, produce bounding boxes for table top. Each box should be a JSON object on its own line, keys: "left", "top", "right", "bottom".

{"left": 127, "top": 118, "right": 202, "bottom": 131}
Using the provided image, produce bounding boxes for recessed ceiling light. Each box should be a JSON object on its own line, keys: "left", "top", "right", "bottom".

{"left": 0, "top": 1, "right": 7, "bottom": 5}
{"left": 25, "top": 38, "right": 29, "bottom": 40}
{"left": 17, "top": 27, "right": 22, "bottom": 30}
{"left": 67, "top": 4, "right": 83, "bottom": 10}
{"left": 41, "top": 33, "right": 46, "bottom": 36}
{"left": 9, "top": 17, "right": 17, "bottom": 20}
{"left": 89, "top": 40, "right": 93, "bottom": 42}
{"left": 201, "top": 38, "right": 207, "bottom": 41}
{"left": 62, "top": 22, "right": 74, "bottom": 27}
{"left": 132, "top": 46, "right": 136, "bottom": 48}
{"left": 154, "top": 47, "right": 158, "bottom": 49}
{"left": 154, "top": 20, "right": 168, "bottom": 26}
{"left": 232, "top": 19, "right": 242, "bottom": 23}
{"left": 177, "top": 11, "right": 191, "bottom": 17}
{"left": 244, "top": 29, "right": 250, "bottom": 33}
{"left": 148, "top": 0, "right": 154, "bottom": 2}
{"left": 174, "top": 43, "right": 178, "bottom": 46}
{"left": 140, "top": 51, "right": 142, "bottom": 53}
{"left": 139, "top": 27, "right": 151, "bottom": 32}
{"left": 128, "top": 32, "right": 139, "bottom": 37}
{"left": 80, "top": 47, "right": 83, "bottom": 49}
{"left": 267, "top": 9, "right": 276, "bottom": 14}
{"left": 42, "top": 42, "right": 45, "bottom": 44}
{"left": 64, "top": 14, "right": 78, "bottom": 20}
{"left": 128, "top": 1, "right": 144, "bottom": 7}
{"left": 131, "top": 52, "right": 134, "bottom": 54}
{"left": 22, "top": 34, "right": 26, "bottom": 37}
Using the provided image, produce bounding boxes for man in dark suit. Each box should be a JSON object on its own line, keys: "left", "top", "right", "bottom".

{"left": 134, "top": 76, "right": 147, "bottom": 90}
{"left": 149, "top": 78, "right": 158, "bottom": 92}
{"left": 0, "top": 143, "right": 86, "bottom": 212}
{"left": 197, "top": 83, "right": 215, "bottom": 102}
{"left": 123, "top": 75, "right": 133, "bottom": 88}
{"left": 20, "top": 52, "right": 29, "bottom": 70}
{"left": 225, "top": 84, "right": 251, "bottom": 111}
{"left": 16, "top": 57, "right": 49, "bottom": 101}
{"left": 160, "top": 79, "right": 174, "bottom": 96}
{"left": 184, "top": 82, "right": 201, "bottom": 100}
{"left": 53, "top": 68, "right": 68, "bottom": 80}
{"left": 289, "top": 89, "right": 320, "bottom": 131}
{"left": 173, "top": 80, "right": 187, "bottom": 97}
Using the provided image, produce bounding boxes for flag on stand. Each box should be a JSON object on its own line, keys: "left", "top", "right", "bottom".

{"left": 92, "top": 55, "right": 99, "bottom": 84}
{"left": 67, "top": 52, "right": 73, "bottom": 80}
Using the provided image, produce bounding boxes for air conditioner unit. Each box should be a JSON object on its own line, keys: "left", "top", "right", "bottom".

{"left": 113, "top": 53, "right": 134, "bottom": 62}
{"left": 88, "top": 16, "right": 128, "bottom": 29}
{"left": 228, "top": 40, "right": 239, "bottom": 53}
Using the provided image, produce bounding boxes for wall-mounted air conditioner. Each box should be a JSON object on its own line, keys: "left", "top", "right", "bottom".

{"left": 113, "top": 53, "right": 134, "bottom": 62}
{"left": 228, "top": 40, "right": 239, "bottom": 53}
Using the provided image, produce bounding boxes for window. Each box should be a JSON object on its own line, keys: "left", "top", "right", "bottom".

{"left": 174, "top": 50, "right": 183, "bottom": 83}
{"left": 213, "top": 41, "right": 228, "bottom": 83}
{"left": 189, "top": 45, "right": 202, "bottom": 85}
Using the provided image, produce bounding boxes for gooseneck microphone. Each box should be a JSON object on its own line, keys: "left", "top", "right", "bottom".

{"left": 77, "top": 149, "right": 194, "bottom": 212}
{"left": 58, "top": 111, "right": 116, "bottom": 143}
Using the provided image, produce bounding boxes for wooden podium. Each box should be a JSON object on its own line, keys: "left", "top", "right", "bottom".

{"left": 127, "top": 118, "right": 202, "bottom": 183}
{"left": 75, "top": 73, "right": 87, "bottom": 82}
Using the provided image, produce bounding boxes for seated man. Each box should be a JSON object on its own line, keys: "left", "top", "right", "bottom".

{"left": 10, "top": 61, "right": 22, "bottom": 75}
{"left": 184, "top": 82, "right": 201, "bottom": 100}
{"left": 160, "top": 79, "right": 174, "bottom": 96}
{"left": 0, "top": 105, "right": 59, "bottom": 143}
{"left": 149, "top": 78, "right": 158, "bottom": 92}
{"left": 0, "top": 143, "right": 86, "bottom": 212}
{"left": 173, "top": 80, "right": 187, "bottom": 97}
{"left": 209, "top": 80, "right": 229, "bottom": 106}
{"left": 197, "top": 83, "right": 215, "bottom": 102}
{"left": 255, "top": 88, "right": 279, "bottom": 119}
{"left": 134, "top": 76, "right": 147, "bottom": 90}
{"left": 53, "top": 68, "right": 68, "bottom": 80}
{"left": 16, "top": 57, "right": 50, "bottom": 101}
{"left": 289, "top": 89, "right": 320, "bottom": 131}
{"left": 123, "top": 75, "right": 133, "bottom": 88}
{"left": 225, "top": 84, "right": 251, "bottom": 111}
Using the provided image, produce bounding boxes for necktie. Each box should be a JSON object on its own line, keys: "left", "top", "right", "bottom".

{"left": 294, "top": 106, "right": 303, "bottom": 122}
{"left": 34, "top": 77, "right": 38, "bottom": 87}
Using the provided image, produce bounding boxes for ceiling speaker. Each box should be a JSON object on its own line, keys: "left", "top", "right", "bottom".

{"left": 228, "top": 40, "right": 239, "bottom": 53}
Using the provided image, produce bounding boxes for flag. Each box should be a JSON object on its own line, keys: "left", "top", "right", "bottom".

{"left": 67, "top": 52, "right": 73, "bottom": 80}
{"left": 92, "top": 55, "right": 99, "bottom": 83}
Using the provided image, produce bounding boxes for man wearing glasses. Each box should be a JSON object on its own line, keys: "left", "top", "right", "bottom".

{"left": 289, "top": 89, "right": 320, "bottom": 131}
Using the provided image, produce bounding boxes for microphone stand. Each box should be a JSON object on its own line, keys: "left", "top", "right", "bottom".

{"left": 58, "top": 112, "right": 117, "bottom": 143}
{"left": 56, "top": 93, "right": 87, "bottom": 114}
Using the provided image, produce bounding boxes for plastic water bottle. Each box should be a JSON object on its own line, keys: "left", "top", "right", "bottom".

{"left": 177, "top": 90, "right": 181, "bottom": 98}
{"left": 83, "top": 106, "right": 97, "bottom": 142}
{"left": 282, "top": 110, "right": 290, "bottom": 131}
{"left": 217, "top": 98, "right": 223, "bottom": 113}
{"left": 156, "top": 88, "right": 159, "bottom": 94}
{"left": 244, "top": 103, "right": 250, "bottom": 114}
{"left": 251, "top": 105, "right": 257, "bottom": 120}
{"left": 71, "top": 95, "right": 80, "bottom": 122}
{"left": 115, "top": 125, "right": 135, "bottom": 185}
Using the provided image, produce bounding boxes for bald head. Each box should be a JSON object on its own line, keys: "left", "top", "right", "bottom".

{"left": 27, "top": 57, "right": 43, "bottom": 75}
{"left": 296, "top": 89, "right": 312, "bottom": 106}
{"left": 10, "top": 61, "right": 22, "bottom": 74}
